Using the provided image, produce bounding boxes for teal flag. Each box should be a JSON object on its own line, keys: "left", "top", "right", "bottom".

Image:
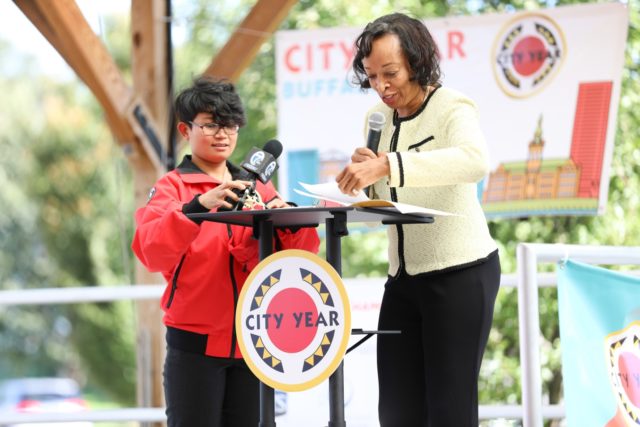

{"left": 557, "top": 260, "right": 640, "bottom": 426}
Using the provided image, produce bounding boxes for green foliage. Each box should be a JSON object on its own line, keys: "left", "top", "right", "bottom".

{"left": 0, "top": 69, "right": 72, "bottom": 378}
{"left": 24, "top": 98, "right": 136, "bottom": 403}
{"left": 0, "top": 42, "right": 136, "bottom": 403}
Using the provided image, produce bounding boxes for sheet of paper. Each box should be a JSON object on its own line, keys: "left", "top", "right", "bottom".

{"left": 292, "top": 188, "right": 350, "bottom": 206}
{"left": 298, "top": 181, "right": 369, "bottom": 204}
{"left": 296, "top": 182, "right": 459, "bottom": 217}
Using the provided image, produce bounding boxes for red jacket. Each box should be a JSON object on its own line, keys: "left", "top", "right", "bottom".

{"left": 132, "top": 156, "right": 320, "bottom": 358}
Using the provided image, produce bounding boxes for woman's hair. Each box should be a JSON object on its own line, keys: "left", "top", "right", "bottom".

{"left": 351, "top": 13, "right": 442, "bottom": 90}
{"left": 174, "top": 76, "right": 246, "bottom": 127}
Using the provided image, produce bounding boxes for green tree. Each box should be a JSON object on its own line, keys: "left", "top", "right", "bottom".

{"left": 0, "top": 50, "right": 80, "bottom": 379}
{"left": 24, "top": 87, "right": 137, "bottom": 403}
{"left": 0, "top": 25, "right": 137, "bottom": 403}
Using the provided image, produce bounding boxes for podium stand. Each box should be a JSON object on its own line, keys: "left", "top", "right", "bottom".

{"left": 189, "top": 206, "right": 434, "bottom": 427}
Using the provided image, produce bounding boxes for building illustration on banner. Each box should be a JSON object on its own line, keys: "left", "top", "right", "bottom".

{"left": 482, "top": 81, "right": 613, "bottom": 217}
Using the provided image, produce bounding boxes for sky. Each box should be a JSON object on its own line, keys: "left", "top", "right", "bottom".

{"left": 1, "top": 1, "right": 131, "bottom": 80}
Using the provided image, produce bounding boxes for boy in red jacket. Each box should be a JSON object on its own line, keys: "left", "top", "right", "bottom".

{"left": 132, "top": 76, "right": 320, "bottom": 427}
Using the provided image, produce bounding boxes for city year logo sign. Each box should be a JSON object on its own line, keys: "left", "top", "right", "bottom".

{"left": 492, "top": 12, "right": 566, "bottom": 98}
{"left": 236, "top": 249, "right": 351, "bottom": 391}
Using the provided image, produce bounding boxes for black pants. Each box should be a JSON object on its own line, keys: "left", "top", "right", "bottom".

{"left": 377, "top": 251, "right": 500, "bottom": 427}
{"left": 163, "top": 346, "right": 259, "bottom": 427}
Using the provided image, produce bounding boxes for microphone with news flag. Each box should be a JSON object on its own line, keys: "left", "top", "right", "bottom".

{"left": 221, "top": 139, "right": 283, "bottom": 211}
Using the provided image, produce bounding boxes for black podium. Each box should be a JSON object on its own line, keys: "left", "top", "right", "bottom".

{"left": 189, "top": 206, "right": 434, "bottom": 427}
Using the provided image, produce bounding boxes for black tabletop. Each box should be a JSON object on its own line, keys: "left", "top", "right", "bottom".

{"left": 187, "top": 206, "right": 434, "bottom": 228}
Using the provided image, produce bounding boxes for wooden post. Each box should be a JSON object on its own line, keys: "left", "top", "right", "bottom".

{"left": 130, "top": 1, "right": 172, "bottom": 424}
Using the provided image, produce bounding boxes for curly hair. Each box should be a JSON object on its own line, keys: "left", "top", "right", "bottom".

{"left": 352, "top": 13, "right": 442, "bottom": 90}
{"left": 174, "top": 76, "right": 246, "bottom": 127}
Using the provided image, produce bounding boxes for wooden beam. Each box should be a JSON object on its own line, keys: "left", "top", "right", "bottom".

{"left": 14, "top": 0, "right": 166, "bottom": 176}
{"left": 132, "top": 0, "right": 171, "bottom": 130}
{"left": 130, "top": 1, "right": 171, "bottom": 420}
{"left": 203, "top": 0, "right": 298, "bottom": 81}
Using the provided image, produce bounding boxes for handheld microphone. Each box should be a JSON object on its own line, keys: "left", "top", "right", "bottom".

{"left": 364, "top": 112, "right": 385, "bottom": 198}
{"left": 221, "top": 139, "right": 283, "bottom": 211}
{"left": 366, "top": 112, "right": 386, "bottom": 154}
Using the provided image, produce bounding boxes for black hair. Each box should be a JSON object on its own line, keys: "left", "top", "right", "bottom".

{"left": 174, "top": 76, "right": 246, "bottom": 127}
{"left": 351, "top": 13, "right": 442, "bottom": 90}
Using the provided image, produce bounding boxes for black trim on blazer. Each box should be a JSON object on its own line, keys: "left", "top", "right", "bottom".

{"left": 392, "top": 84, "right": 441, "bottom": 125}
{"left": 408, "top": 136, "right": 434, "bottom": 151}
{"left": 396, "top": 152, "right": 405, "bottom": 188}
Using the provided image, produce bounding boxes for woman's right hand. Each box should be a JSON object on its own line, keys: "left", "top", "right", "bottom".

{"left": 336, "top": 151, "right": 390, "bottom": 195}
{"left": 351, "top": 147, "right": 378, "bottom": 163}
{"left": 198, "top": 180, "right": 253, "bottom": 210}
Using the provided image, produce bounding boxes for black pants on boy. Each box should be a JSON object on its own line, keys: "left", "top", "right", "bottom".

{"left": 377, "top": 251, "right": 500, "bottom": 427}
{"left": 163, "top": 346, "right": 259, "bottom": 427}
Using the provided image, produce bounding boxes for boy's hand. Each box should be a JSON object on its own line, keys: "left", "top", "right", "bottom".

{"left": 266, "top": 198, "right": 290, "bottom": 209}
{"left": 198, "top": 180, "right": 253, "bottom": 210}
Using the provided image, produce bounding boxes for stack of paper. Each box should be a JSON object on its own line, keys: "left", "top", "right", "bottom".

{"left": 294, "top": 182, "right": 457, "bottom": 216}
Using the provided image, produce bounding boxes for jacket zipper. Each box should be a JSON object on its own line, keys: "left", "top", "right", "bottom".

{"left": 166, "top": 254, "right": 186, "bottom": 309}
{"left": 227, "top": 224, "right": 239, "bottom": 358}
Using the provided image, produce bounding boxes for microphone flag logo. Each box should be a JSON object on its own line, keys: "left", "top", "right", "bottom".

{"left": 250, "top": 150, "right": 266, "bottom": 167}
{"left": 263, "top": 161, "right": 277, "bottom": 180}
{"left": 236, "top": 249, "right": 351, "bottom": 392}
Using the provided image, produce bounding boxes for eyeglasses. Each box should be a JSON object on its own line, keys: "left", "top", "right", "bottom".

{"left": 189, "top": 121, "right": 239, "bottom": 136}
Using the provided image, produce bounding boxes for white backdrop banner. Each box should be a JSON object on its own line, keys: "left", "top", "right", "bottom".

{"left": 275, "top": 3, "right": 628, "bottom": 218}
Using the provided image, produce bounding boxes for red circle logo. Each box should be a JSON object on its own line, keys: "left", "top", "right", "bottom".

{"left": 512, "top": 36, "right": 547, "bottom": 77}
{"left": 267, "top": 288, "right": 318, "bottom": 353}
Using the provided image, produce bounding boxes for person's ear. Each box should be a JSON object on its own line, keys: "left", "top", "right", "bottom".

{"left": 177, "top": 121, "right": 190, "bottom": 139}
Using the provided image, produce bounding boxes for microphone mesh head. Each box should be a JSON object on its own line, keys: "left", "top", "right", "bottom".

{"left": 368, "top": 111, "right": 386, "bottom": 131}
{"left": 263, "top": 139, "right": 283, "bottom": 159}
